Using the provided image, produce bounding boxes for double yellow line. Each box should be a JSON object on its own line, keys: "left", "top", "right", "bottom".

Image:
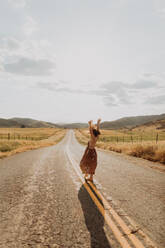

{"left": 66, "top": 147, "right": 157, "bottom": 248}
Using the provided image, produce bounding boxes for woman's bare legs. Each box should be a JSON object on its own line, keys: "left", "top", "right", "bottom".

{"left": 84, "top": 174, "right": 93, "bottom": 182}
{"left": 84, "top": 173, "right": 88, "bottom": 179}
{"left": 89, "top": 174, "right": 93, "bottom": 182}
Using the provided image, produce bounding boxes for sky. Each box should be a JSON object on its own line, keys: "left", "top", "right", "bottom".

{"left": 0, "top": 0, "right": 165, "bottom": 123}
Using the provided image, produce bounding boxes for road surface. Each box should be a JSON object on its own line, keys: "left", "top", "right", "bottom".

{"left": 0, "top": 130, "right": 164, "bottom": 248}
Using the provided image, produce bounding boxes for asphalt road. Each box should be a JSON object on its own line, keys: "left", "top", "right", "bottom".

{"left": 0, "top": 130, "right": 165, "bottom": 248}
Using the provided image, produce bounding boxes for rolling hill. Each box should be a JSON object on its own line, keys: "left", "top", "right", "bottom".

{"left": 1, "top": 113, "right": 165, "bottom": 129}
{"left": 100, "top": 113, "right": 165, "bottom": 130}
{"left": 0, "top": 118, "right": 20, "bottom": 128}
{"left": 133, "top": 118, "right": 165, "bottom": 132}
{"left": 0, "top": 118, "right": 58, "bottom": 128}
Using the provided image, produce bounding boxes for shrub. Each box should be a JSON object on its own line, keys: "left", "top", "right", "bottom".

{"left": 0, "top": 144, "right": 13, "bottom": 152}
{"left": 154, "top": 150, "right": 165, "bottom": 164}
{"left": 0, "top": 141, "right": 20, "bottom": 152}
{"left": 129, "top": 145, "right": 156, "bottom": 157}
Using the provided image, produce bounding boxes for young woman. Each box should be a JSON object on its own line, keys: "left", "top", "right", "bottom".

{"left": 80, "top": 118, "right": 101, "bottom": 182}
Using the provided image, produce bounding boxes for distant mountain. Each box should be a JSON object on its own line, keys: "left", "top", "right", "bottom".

{"left": 100, "top": 113, "right": 165, "bottom": 129}
{"left": 0, "top": 117, "right": 59, "bottom": 128}
{"left": 59, "top": 123, "right": 88, "bottom": 129}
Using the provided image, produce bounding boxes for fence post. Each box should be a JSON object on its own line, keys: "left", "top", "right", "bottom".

{"left": 156, "top": 133, "right": 158, "bottom": 144}
{"left": 117, "top": 136, "right": 118, "bottom": 143}
{"left": 123, "top": 136, "right": 124, "bottom": 143}
{"left": 131, "top": 135, "right": 133, "bottom": 144}
{"left": 8, "top": 133, "right": 10, "bottom": 140}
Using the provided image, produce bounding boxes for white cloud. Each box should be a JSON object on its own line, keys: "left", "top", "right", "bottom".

{"left": 4, "top": 57, "right": 55, "bottom": 76}
{"left": 23, "top": 16, "right": 38, "bottom": 36}
{"left": 0, "top": 37, "right": 20, "bottom": 51}
{"left": 101, "top": 81, "right": 131, "bottom": 105}
{"left": 37, "top": 82, "right": 59, "bottom": 91}
{"left": 98, "top": 78, "right": 164, "bottom": 107}
{"left": 0, "top": 37, "right": 56, "bottom": 76}
{"left": 103, "top": 95, "right": 118, "bottom": 107}
{"left": 0, "top": 38, "right": 55, "bottom": 61}
{"left": 131, "top": 80, "right": 157, "bottom": 89}
{"left": 140, "top": 72, "right": 165, "bottom": 88}
{"left": 101, "top": 81, "right": 127, "bottom": 92}
{"left": 0, "top": 63, "right": 4, "bottom": 72}
{"left": 36, "top": 81, "right": 86, "bottom": 94}
{"left": 157, "top": 8, "right": 165, "bottom": 18}
{"left": 146, "top": 95, "right": 165, "bottom": 104}
{"left": 8, "top": 0, "right": 28, "bottom": 8}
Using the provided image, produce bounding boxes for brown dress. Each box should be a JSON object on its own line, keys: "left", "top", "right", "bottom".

{"left": 80, "top": 142, "right": 97, "bottom": 175}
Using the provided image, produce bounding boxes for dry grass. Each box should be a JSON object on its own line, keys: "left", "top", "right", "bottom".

{"left": 0, "top": 127, "right": 60, "bottom": 140}
{"left": 75, "top": 129, "right": 165, "bottom": 165}
{"left": 0, "top": 128, "right": 66, "bottom": 159}
{"left": 105, "top": 142, "right": 165, "bottom": 164}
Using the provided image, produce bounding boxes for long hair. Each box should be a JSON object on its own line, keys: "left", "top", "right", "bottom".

{"left": 92, "top": 128, "right": 101, "bottom": 137}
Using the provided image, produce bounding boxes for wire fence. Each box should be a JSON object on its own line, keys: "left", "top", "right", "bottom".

{"left": 79, "top": 130, "right": 165, "bottom": 144}
{"left": 0, "top": 133, "right": 44, "bottom": 141}
{"left": 100, "top": 133, "right": 165, "bottom": 144}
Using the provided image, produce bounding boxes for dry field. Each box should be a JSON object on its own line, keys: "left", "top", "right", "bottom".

{"left": 0, "top": 128, "right": 66, "bottom": 159}
{"left": 75, "top": 128, "right": 165, "bottom": 164}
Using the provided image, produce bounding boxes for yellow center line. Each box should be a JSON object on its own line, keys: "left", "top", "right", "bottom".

{"left": 88, "top": 181, "right": 145, "bottom": 248}
{"left": 83, "top": 182, "right": 132, "bottom": 248}
{"left": 66, "top": 147, "right": 132, "bottom": 248}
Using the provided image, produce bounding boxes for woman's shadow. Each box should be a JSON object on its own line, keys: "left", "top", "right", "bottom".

{"left": 78, "top": 184, "right": 111, "bottom": 248}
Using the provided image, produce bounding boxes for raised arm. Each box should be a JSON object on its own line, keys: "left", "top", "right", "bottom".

{"left": 88, "top": 120, "right": 93, "bottom": 135}
{"left": 97, "top": 118, "right": 101, "bottom": 131}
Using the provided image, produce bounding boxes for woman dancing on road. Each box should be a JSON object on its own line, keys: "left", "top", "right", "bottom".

{"left": 80, "top": 119, "right": 101, "bottom": 182}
